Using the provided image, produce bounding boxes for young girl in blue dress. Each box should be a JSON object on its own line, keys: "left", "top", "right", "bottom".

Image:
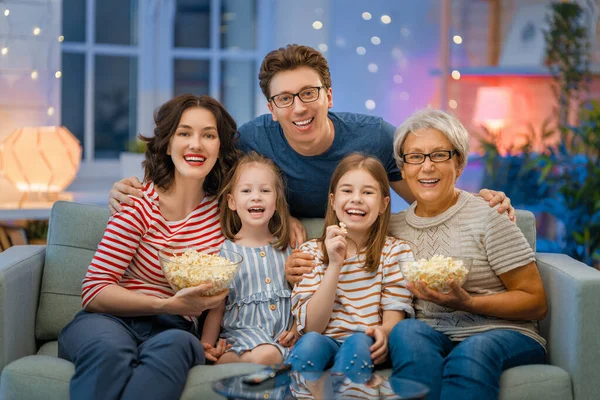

{"left": 215, "top": 151, "right": 299, "bottom": 364}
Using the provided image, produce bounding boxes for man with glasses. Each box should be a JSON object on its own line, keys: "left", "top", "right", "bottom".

{"left": 109, "top": 45, "right": 513, "bottom": 257}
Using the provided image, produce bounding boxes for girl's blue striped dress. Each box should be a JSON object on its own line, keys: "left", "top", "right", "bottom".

{"left": 220, "top": 240, "right": 293, "bottom": 357}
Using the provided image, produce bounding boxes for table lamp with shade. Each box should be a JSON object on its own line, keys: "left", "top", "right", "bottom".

{"left": 472, "top": 87, "right": 513, "bottom": 155}
{"left": 0, "top": 126, "right": 82, "bottom": 207}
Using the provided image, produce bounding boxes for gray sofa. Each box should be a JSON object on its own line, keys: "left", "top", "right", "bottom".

{"left": 1, "top": 201, "right": 599, "bottom": 399}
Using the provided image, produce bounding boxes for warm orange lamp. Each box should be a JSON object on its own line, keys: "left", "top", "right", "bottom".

{"left": 0, "top": 126, "right": 82, "bottom": 196}
{"left": 472, "top": 87, "right": 513, "bottom": 131}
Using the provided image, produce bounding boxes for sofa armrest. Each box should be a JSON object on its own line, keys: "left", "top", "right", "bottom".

{"left": 536, "top": 252, "right": 600, "bottom": 400}
{"left": 0, "top": 245, "right": 46, "bottom": 373}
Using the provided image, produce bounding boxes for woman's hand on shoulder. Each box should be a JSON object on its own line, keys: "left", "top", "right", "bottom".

{"left": 324, "top": 225, "right": 346, "bottom": 268}
{"left": 478, "top": 188, "right": 516, "bottom": 222}
{"left": 109, "top": 176, "right": 144, "bottom": 215}
{"left": 163, "top": 284, "right": 229, "bottom": 316}
{"left": 407, "top": 280, "right": 473, "bottom": 312}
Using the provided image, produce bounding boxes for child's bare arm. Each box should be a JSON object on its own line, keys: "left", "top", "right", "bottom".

{"left": 200, "top": 299, "right": 225, "bottom": 346}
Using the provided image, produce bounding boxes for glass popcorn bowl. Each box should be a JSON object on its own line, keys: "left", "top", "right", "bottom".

{"left": 399, "top": 255, "right": 472, "bottom": 294}
{"left": 158, "top": 246, "right": 243, "bottom": 296}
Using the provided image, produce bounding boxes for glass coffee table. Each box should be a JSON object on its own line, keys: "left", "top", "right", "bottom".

{"left": 213, "top": 370, "right": 429, "bottom": 399}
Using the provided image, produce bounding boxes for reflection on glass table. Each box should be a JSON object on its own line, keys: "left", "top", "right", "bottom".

{"left": 213, "top": 370, "right": 429, "bottom": 400}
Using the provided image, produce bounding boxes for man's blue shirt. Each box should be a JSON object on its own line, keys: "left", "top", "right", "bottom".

{"left": 238, "top": 111, "right": 401, "bottom": 218}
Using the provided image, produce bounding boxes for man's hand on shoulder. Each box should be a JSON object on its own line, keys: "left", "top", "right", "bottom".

{"left": 478, "top": 189, "right": 516, "bottom": 222}
{"left": 109, "top": 177, "right": 144, "bottom": 215}
{"left": 285, "top": 249, "right": 315, "bottom": 286}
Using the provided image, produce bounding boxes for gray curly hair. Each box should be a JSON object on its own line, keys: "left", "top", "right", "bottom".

{"left": 393, "top": 108, "right": 470, "bottom": 171}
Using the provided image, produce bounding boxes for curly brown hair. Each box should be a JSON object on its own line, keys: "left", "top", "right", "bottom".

{"left": 219, "top": 152, "right": 291, "bottom": 250}
{"left": 138, "top": 94, "right": 242, "bottom": 196}
{"left": 258, "top": 44, "right": 332, "bottom": 99}
{"left": 320, "top": 154, "right": 391, "bottom": 273}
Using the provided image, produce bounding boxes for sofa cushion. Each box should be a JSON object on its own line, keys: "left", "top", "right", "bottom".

{"left": 37, "top": 341, "right": 58, "bottom": 357}
{"left": 0, "top": 354, "right": 262, "bottom": 400}
{"left": 499, "top": 365, "right": 572, "bottom": 400}
{"left": 0, "top": 356, "right": 73, "bottom": 400}
{"left": 35, "top": 202, "right": 110, "bottom": 341}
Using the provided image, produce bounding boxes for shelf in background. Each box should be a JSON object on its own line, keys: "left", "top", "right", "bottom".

{"left": 430, "top": 65, "right": 600, "bottom": 77}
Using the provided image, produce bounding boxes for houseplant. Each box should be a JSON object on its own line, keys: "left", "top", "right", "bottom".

{"left": 477, "top": 1, "right": 599, "bottom": 266}
{"left": 539, "top": 2, "right": 599, "bottom": 267}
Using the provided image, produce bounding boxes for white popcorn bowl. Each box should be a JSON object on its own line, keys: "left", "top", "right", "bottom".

{"left": 158, "top": 246, "right": 243, "bottom": 296}
{"left": 399, "top": 256, "right": 473, "bottom": 294}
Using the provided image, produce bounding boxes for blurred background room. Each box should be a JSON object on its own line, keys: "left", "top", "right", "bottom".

{"left": 0, "top": 0, "right": 598, "bottom": 267}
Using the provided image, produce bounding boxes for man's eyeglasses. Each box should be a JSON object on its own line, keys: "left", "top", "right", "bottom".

{"left": 269, "top": 86, "right": 326, "bottom": 108}
{"left": 402, "top": 150, "right": 457, "bottom": 164}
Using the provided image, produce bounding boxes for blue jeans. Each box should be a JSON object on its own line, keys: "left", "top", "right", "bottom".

{"left": 58, "top": 311, "right": 205, "bottom": 400}
{"left": 388, "top": 319, "right": 546, "bottom": 400}
{"left": 287, "top": 332, "right": 374, "bottom": 382}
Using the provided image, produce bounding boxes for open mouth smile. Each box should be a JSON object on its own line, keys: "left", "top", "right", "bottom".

{"left": 292, "top": 117, "right": 314, "bottom": 129}
{"left": 184, "top": 154, "right": 206, "bottom": 166}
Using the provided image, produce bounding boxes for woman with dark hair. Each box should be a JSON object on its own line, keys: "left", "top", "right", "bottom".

{"left": 58, "top": 94, "right": 242, "bottom": 400}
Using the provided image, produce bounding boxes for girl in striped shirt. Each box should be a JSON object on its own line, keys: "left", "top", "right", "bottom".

{"left": 289, "top": 154, "right": 414, "bottom": 379}
{"left": 215, "top": 152, "right": 299, "bottom": 365}
{"left": 57, "top": 95, "right": 241, "bottom": 400}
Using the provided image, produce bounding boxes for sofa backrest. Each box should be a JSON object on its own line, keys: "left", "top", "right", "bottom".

{"left": 35, "top": 201, "right": 110, "bottom": 340}
{"left": 34, "top": 202, "right": 536, "bottom": 341}
{"left": 301, "top": 210, "right": 536, "bottom": 251}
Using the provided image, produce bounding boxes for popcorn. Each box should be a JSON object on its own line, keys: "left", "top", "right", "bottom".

{"left": 401, "top": 255, "right": 470, "bottom": 293}
{"left": 161, "top": 250, "right": 238, "bottom": 296}
{"left": 339, "top": 221, "right": 347, "bottom": 234}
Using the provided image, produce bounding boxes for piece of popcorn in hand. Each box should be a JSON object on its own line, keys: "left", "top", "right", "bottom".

{"left": 339, "top": 221, "right": 347, "bottom": 234}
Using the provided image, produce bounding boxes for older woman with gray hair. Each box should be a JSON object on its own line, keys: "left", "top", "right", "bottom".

{"left": 386, "top": 108, "right": 547, "bottom": 400}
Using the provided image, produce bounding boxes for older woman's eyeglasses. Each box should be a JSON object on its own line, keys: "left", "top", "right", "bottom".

{"left": 402, "top": 150, "right": 457, "bottom": 164}
{"left": 269, "top": 86, "right": 326, "bottom": 108}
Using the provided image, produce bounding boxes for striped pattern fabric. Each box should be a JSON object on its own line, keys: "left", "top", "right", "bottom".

{"left": 389, "top": 190, "right": 546, "bottom": 348}
{"left": 292, "top": 236, "right": 414, "bottom": 342}
{"left": 220, "top": 240, "right": 293, "bottom": 356}
{"left": 81, "top": 181, "right": 224, "bottom": 319}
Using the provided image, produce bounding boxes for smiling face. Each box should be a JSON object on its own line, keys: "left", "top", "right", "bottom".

{"left": 267, "top": 66, "right": 333, "bottom": 150}
{"left": 330, "top": 168, "right": 390, "bottom": 238}
{"left": 227, "top": 163, "right": 278, "bottom": 230}
{"left": 400, "top": 128, "right": 462, "bottom": 216}
{"left": 167, "top": 107, "right": 221, "bottom": 185}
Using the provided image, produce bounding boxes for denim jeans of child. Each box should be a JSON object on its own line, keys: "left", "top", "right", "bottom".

{"left": 388, "top": 319, "right": 546, "bottom": 400}
{"left": 287, "top": 332, "right": 375, "bottom": 382}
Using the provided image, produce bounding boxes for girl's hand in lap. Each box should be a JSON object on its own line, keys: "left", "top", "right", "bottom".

{"left": 202, "top": 338, "right": 230, "bottom": 362}
{"left": 408, "top": 280, "right": 473, "bottom": 311}
{"left": 366, "top": 327, "right": 388, "bottom": 365}
{"left": 278, "top": 325, "right": 300, "bottom": 347}
{"left": 324, "top": 225, "right": 347, "bottom": 267}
